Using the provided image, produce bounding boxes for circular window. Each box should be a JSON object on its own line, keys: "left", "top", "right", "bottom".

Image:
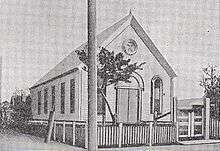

{"left": 122, "top": 39, "right": 138, "bottom": 55}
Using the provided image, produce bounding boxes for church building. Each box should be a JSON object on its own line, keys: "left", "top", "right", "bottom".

{"left": 30, "top": 13, "right": 177, "bottom": 123}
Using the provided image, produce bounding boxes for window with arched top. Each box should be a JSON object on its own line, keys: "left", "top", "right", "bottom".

{"left": 150, "top": 76, "right": 163, "bottom": 115}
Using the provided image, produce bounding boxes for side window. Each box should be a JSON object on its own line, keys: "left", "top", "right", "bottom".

{"left": 44, "top": 88, "right": 48, "bottom": 114}
{"left": 37, "top": 91, "right": 41, "bottom": 115}
{"left": 70, "top": 79, "right": 75, "bottom": 113}
{"left": 51, "top": 85, "right": 55, "bottom": 110}
{"left": 150, "top": 76, "right": 163, "bottom": 114}
{"left": 60, "top": 82, "right": 65, "bottom": 114}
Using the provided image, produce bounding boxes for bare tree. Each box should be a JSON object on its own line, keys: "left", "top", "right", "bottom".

{"left": 200, "top": 65, "right": 220, "bottom": 118}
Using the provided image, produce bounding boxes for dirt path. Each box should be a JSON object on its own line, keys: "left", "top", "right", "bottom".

{"left": 0, "top": 127, "right": 85, "bottom": 151}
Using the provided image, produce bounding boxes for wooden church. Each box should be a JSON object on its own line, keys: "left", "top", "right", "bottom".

{"left": 30, "top": 13, "right": 177, "bottom": 123}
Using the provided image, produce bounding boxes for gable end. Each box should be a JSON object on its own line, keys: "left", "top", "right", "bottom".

{"left": 130, "top": 17, "right": 177, "bottom": 78}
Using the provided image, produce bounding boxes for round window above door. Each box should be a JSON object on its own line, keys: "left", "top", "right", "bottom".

{"left": 122, "top": 39, "right": 138, "bottom": 55}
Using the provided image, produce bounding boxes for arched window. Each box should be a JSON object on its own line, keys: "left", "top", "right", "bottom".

{"left": 150, "top": 76, "right": 163, "bottom": 115}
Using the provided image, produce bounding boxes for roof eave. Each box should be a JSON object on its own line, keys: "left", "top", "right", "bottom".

{"left": 30, "top": 67, "right": 79, "bottom": 90}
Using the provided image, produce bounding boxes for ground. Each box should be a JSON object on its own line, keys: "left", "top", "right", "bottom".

{"left": 0, "top": 128, "right": 220, "bottom": 151}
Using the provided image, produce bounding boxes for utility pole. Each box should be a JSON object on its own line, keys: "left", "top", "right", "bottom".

{"left": 0, "top": 56, "right": 2, "bottom": 103}
{"left": 87, "top": 0, "right": 97, "bottom": 150}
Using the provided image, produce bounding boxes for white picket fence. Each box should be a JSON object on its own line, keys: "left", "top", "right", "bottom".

{"left": 29, "top": 120, "right": 178, "bottom": 148}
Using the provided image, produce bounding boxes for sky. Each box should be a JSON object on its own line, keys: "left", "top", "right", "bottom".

{"left": 0, "top": 0, "right": 219, "bottom": 101}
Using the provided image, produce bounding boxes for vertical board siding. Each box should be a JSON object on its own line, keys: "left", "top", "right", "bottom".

{"left": 121, "top": 123, "right": 150, "bottom": 147}
{"left": 152, "top": 123, "right": 176, "bottom": 145}
{"left": 210, "top": 118, "right": 220, "bottom": 139}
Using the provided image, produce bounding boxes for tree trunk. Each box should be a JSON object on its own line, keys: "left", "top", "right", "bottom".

{"left": 99, "top": 90, "right": 115, "bottom": 123}
{"left": 102, "top": 86, "right": 106, "bottom": 125}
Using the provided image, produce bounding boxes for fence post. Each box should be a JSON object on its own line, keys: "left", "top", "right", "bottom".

{"left": 188, "top": 112, "right": 191, "bottom": 137}
{"left": 205, "top": 98, "right": 210, "bottom": 139}
{"left": 53, "top": 121, "right": 56, "bottom": 140}
{"left": 175, "top": 122, "right": 179, "bottom": 142}
{"left": 72, "top": 121, "right": 76, "bottom": 146}
{"left": 202, "top": 107, "right": 205, "bottom": 136}
{"left": 191, "top": 111, "right": 195, "bottom": 136}
{"left": 62, "top": 121, "right": 66, "bottom": 143}
{"left": 149, "top": 122, "right": 153, "bottom": 146}
{"left": 171, "top": 97, "right": 177, "bottom": 122}
{"left": 85, "top": 122, "right": 88, "bottom": 149}
{"left": 174, "top": 97, "right": 178, "bottom": 123}
{"left": 118, "top": 123, "right": 123, "bottom": 148}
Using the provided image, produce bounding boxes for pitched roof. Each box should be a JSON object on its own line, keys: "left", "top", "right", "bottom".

{"left": 31, "top": 13, "right": 177, "bottom": 89}
{"left": 177, "top": 98, "right": 204, "bottom": 109}
{"left": 31, "top": 14, "right": 131, "bottom": 89}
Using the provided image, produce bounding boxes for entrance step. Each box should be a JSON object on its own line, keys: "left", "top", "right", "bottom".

{"left": 179, "top": 139, "right": 220, "bottom": 145}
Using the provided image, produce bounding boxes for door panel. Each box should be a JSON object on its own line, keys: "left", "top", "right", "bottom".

{"left": 117, "top": 89, "right": 128, "bottom": 122}
{"left": 117, "top": 88, "right": 139, "bottom": 123}
{"left": 128, "top": 89, "right": 138, "bottom": 122}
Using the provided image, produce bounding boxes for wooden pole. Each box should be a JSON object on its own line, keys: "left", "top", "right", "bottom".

{"left": 118, "top": 123, "right": 123, "bottom": 148}
{"left": 72, "top": 121, "right": 76, "bottom": 146}
{"left": 53, "top": 121, "right": 56, "bottom": 140}
{"left": 62, "top": 121, "right": 66, "bottom": 143}
{"left": 149, "top": 122, "right": 153, "bottom": 146}
{"left": 87, "top": 0, "right": 97, "bottom": 150}
{"left": 175, "top": 122, "right": 179, "bottom": 142}
{"left": 44, "top": 108, "right": 55, "bottom": 143}
{"left": 205, "top": 98, "right": 210, "bottom": 139}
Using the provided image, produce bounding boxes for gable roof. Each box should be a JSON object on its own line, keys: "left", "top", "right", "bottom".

{"left": 177, "top": 98, "right": 204, "bottom": 109}
{"left": 31, "top": 13, "right": 176, "bottom": 89}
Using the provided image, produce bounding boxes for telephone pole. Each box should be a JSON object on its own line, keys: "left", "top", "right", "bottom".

{"left": 87, "top": 0, "right": 97, "bottom": 150}
{"left": 0, "top": 56, "right": 2, "bottom": 102}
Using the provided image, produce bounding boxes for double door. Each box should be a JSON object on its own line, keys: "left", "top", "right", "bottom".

{"left": 116, "top": 88, "right": 140, "bottom": 123}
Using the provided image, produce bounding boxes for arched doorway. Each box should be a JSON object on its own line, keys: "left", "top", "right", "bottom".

{"left": 116, "top": 73, "right": 144, "bottom": 123}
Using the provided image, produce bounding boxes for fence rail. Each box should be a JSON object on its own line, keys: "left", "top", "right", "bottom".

{"left": 29, "top": 120, "right": 177, "bottom": 148}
